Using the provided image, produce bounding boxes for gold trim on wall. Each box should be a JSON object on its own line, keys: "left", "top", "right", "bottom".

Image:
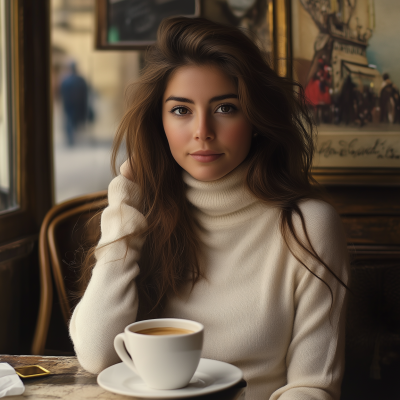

{"left": 275, "top": 0, "right": 287, "bottom": 77}
{"left": 271, "top": 0, "right": 292, "bottom": 78}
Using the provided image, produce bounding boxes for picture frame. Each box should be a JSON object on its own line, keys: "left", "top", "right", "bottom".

{"left": 287, "top": 0, "right": 400, "bottom": 185}
{"left": 200, "top": 0, "right": 274, "bottom": 57}
{"left": 95, "top": 0, "right": 200, "bottom": 50}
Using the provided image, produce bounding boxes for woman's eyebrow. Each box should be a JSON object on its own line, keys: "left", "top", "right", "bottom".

{"left": 164, "top": 94, "right": 238, "bottom": 104}
{"left": 165, "top": 96, "right": 194, "bottom": 104}
{"left": 209, "top": 94, "right": 238, "bottom": 102}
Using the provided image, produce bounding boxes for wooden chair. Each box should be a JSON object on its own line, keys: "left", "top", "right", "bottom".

{"left": 31, "top": 190, "right": 107, "bottom": 355}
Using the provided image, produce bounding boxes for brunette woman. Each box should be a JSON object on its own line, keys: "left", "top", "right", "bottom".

{"left": 69, "top": 17, "right": 349, "bottom": 400}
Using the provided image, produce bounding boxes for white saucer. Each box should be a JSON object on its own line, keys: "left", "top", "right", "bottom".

{"left": 97, "top": 358, "right": 243, "bottom": 399}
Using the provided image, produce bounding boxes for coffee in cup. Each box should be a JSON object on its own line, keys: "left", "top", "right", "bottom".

{"left": 114, "top": 318, "right": 204, "bottom": 390}
{"left": 136, "top": 327, "right": 195, "bottom": 335}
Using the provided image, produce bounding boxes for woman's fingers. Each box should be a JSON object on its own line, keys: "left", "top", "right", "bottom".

{"left": 120, "top": 160, "right": 134, "bottom": 181}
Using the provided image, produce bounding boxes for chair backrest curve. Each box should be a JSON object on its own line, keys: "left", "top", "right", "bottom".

{"left": 47, "top": 198, "right": 106, "bottom": 325}
{"left": 31, "top": 190, "right": 107, "bottom": 355}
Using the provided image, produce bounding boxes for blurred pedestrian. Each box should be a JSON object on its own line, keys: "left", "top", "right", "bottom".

{"left": 60, "top": 61, "right": 92, "bottom": 146}
{"left": 305, "top": 56, "right": 332, "bottom": 124}
{"left": 379, "top": 73, "right": 395, "bottom": 123}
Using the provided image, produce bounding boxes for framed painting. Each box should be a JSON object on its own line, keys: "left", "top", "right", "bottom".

{"left": 201, "top": 0, "right": 273, "bottom": 56}
{"left": 201, "top": 0, "right": 291, "bottom": 76}
{"left": 95, "top": 0, "right": 200, "bottom": 50}
{"left": 289, "top": 0, "right": 400, "bottom": 185}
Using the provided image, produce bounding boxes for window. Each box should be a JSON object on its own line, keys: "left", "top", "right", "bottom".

{"left": 51, "top": 0, "right": 142, "bottom": 203}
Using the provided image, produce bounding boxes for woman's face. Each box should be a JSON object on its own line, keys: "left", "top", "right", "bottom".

{"left": 162, "top": 64, "right": 253, "bottom": 182}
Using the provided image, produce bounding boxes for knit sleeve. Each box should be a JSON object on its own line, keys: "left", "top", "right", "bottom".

{"left": 69, "top": 174, "right": 147, "bottom": 374}
{"left": 270, "top": 200, "right": 350, "bottom": 400}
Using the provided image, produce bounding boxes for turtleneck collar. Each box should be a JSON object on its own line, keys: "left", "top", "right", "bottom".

{"left": 182, "top": 161, "right": 266, "bottom": 227}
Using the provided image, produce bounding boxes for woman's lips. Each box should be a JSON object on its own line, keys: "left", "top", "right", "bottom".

{"left": 190, "top": 154, "right": 223, "bottom": 162}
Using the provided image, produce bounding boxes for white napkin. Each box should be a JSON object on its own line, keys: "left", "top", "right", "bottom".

{"left": 0, "top": 363, "right": 25, "bottom": 397}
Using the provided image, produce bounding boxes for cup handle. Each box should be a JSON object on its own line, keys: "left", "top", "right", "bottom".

{"left": 114, "top": 333, "right": 138, "bottom": 374}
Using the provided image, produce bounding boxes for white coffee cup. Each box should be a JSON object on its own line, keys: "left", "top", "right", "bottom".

{"left": 114, "top": 318, "right": 204, "bottom": 390}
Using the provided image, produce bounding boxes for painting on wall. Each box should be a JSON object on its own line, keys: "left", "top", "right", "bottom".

{"left": 201, "top": 0, "right": 273, "bottom": 55}
{"left": 291, "top": 0, "right": 400, "bottom": 184}
{"left": 95, "top": 0, "right": 200, "bottom": 49}
{"left": 96, "top": 0, "right": 276, "bottom": 56}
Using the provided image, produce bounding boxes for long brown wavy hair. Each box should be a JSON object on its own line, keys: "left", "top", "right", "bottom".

{"left": 78, "top": 16, "right": 348, "bottom": 319}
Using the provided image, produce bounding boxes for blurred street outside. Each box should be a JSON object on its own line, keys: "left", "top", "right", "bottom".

{"left": 53, "top": 98, "right": 119, "bottom": 204}
{"left": 51, "top": 0, "right": 140, "bottom": 204}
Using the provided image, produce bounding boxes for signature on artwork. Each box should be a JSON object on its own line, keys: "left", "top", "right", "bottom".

{"left": 317, "top": 138, "right": 400, "bottom": 160}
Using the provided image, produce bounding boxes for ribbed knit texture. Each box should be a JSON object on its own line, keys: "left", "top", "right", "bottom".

{"left": 69, "top": 163, "right": 349, "bottom": 400}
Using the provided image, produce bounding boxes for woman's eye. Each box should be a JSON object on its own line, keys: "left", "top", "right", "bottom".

{"left": 216, "top": 104, "right": 237, "bottom": 114}
{"left": 171, "top": 107, "right": 189, "bottom": 115}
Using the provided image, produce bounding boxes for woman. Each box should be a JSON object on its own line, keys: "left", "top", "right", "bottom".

{"left": 69, "top": 17, "right": 349, "bottom": 400}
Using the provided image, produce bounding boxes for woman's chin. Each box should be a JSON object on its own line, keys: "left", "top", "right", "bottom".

{"left": 185, "top": 166, "right": 233, "bottom": 182}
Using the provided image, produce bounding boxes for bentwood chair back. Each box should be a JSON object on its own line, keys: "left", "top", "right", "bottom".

{"left": 31, "top": 190, "right": 107, "bottom": 355}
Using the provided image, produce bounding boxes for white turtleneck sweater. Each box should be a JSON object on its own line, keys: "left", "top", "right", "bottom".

{"left": 69, "top": 163, "right": 349, "bottom": 400}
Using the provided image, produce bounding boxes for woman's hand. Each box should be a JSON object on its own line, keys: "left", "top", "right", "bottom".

{"left": 120, "top": 160, "right": 134, "bottom": 181}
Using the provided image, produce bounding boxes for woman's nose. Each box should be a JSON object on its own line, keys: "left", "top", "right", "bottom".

{"left": 194, "top": 113, "right": 215, "bottom": 141}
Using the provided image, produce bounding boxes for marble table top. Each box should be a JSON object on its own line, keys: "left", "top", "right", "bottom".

{"left": 0, "top": 355, "right": 246, "bottom": 399}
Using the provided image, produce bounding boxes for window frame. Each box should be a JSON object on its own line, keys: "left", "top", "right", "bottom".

{"left": 0, "top": 0, "right": 19, "bottom": 215}
{"left": 0, "top": 0, "right": 53, "bottom": 248}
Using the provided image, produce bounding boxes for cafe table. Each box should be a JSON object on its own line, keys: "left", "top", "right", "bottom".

{"left": 1, "top": 355, "right": 246, "bottom": 399}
